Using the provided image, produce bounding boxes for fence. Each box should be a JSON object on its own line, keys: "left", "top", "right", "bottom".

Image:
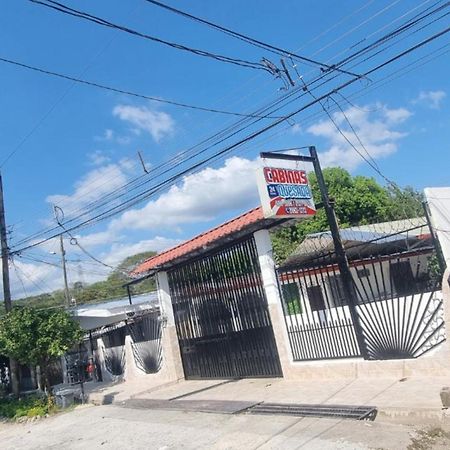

{"left": 277, "top": 221, "right": 446, "bottom": 362}
{"left": 127, "top": 312, "right": 163, "bottom": 374}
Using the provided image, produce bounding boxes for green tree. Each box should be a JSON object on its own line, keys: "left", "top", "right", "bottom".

{"left": 0, "top": 308, "right": 83, "bottom": 392}
{"left": 271, "top": 167, "right": 423, "bottom": 263}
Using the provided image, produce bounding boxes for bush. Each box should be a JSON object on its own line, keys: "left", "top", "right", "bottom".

{"left": 0, "top": 395, "right": 56, "bottom": 420}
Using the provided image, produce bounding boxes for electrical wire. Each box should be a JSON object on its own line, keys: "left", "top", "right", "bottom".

{"left": 11, "top": 23, "right": 450, "bottom": 250}
{"left": 0, "top": 56, "right": 283, "bottom": 119}
{"left": 29, "top": 0, "right": 271, "bottom": 72}
{"left": 142, "top": 0, "right": 362, "bottom": 78}
{"left": 9, "top": 8, "right": 446, "bottom": 250}
{"left": 10, "top": 26, "right": 450, "bottom": 255}
{"left": 8, "top": 2, "right": 439, "bottom": 225}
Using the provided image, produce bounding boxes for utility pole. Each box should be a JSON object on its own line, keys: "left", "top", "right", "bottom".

{"left": 0, "top": 171, "right": 20, "bottom": 395}
{"left": 0, "top": 172, "right": 12, "bottom": 312}
{"left": 53, "top": 206, "right": 71, "bottom": 307}
{"left": 259, "top": 146, "right": 369, "bottom": 359}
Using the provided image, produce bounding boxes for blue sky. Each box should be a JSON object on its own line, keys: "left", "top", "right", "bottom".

{"left": 0, "top": 0, "right": 449, "bottom": 298}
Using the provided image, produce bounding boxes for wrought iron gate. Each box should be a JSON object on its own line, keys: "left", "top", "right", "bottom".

{"left": 168, "top": 237, "right": 282, "bottom": 379}
{"left": 278, "top": 230, "right": 446, "bottom": 362}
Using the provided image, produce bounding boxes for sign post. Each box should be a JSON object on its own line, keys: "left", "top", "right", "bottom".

{"left": 259, "top": 146, "right": 369, "bottom": 359}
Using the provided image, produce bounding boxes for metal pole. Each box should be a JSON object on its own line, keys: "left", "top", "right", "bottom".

{"left": 0, "top": 171, "right": 20, "bottom": 395}
{"left": 126, "top": 284, "right": 133, "bottom": 305}
{"left": 308, "top": 146, "right": 369, "bottom": 359}
{"left": 54, "top": 206, "right": 71, "bottom": 307}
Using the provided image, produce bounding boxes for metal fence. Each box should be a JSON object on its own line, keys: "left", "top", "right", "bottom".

{"left": 278, "top": 225, "right": 445, "bottom": 362}
{"left": 127, "top": 312, "right": 163, "bottom": 374}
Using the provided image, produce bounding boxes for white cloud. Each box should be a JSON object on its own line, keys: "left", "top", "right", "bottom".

{"left": 306, "top": 103, "right": 411, "bottom": 170}
{"left": 73, "top": 230, "right": 119, "bottom": 249}
{"left": 8, "top": 258, "right": 60, "bottom": 299}
{"left": 46, "top": 159, "right": 134, "bottom": 214}
{"left": 94, "top": 128, "right": 115, "bottom": 143}
{"left": 102, "top": 237, "right": 182, "bottom": 267}
{"left": 94, "top": 129, "right": 131, "bottom": 145}
{"left": 110, "top": 156, "right": 260, "bottom": 232}
{"left": 413, "top": 90, "right": 446, "bottom": 109}
{"left": 113, "top": 104, "right": 175, "bottom": 142}
{"left": 87, "top": 150, "right": 111, "bottom": 166}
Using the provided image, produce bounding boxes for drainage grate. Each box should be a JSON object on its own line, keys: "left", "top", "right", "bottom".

{"left": 248, "top": 403, "right": 377, "bottom": 421}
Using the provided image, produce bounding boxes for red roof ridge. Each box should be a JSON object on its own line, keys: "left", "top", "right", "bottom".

{"left": 133, "top": 206, "right": 263, "bottom": 275}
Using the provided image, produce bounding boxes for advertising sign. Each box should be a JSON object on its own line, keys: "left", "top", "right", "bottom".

{"left": 257, "top": 166, "right": 316, "bottom": 218}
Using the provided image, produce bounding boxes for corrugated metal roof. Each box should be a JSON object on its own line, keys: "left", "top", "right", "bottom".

{"left": 282, "top": 217, "right": 431, "bottom": 267}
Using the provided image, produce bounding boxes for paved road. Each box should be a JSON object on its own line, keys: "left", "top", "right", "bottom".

{"left": 0, "top": 403, "right": 447, "bottom": 449}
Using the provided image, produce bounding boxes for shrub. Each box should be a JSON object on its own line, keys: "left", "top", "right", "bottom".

{"left": 0, "top": 395, "right": 56, "bottom": 420}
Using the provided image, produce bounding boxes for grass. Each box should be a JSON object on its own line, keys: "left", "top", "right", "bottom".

{"left": 0, "top": 394, "right": 57, "bottom": 420}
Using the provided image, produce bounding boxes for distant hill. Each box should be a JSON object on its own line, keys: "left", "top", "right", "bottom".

{"left": 13, "top": 251, "right": 157, "bottom": 310}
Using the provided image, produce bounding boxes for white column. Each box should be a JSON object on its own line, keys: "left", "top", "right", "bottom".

{"left": 253, "top": 229, "right": 283, "bottom": 305}
{"left": 155, "top": 270, "right": 184, "bottom": 380}
{"left": 156, "top": 271, "right": 175, "bottom": 326}
{"left": 253, "top": 229, "right": 293, "bottom": 373}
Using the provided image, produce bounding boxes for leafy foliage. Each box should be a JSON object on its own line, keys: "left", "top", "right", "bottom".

{"left": 271, "top": 168, "right": 424, "bottom": 263}
{"left": 0, "top": 308, "right": 83, "bottom": 390}
{"left": 0, "top": 394, "right": 56, "bottom": 419}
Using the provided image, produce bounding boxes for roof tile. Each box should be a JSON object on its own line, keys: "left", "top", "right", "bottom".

{"left": 133, "top": 207, "right": 264, "bottom": 274}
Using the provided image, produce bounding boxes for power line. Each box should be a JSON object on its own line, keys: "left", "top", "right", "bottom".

{"left": 9, "top": 1, "right": 443, "bottom": 228}
{"left": 327, "top": 94, "right": 381, "bottom": 170}
{"left": 142, "top": 0, "right": 363, "bottom": 78}
{"left": 10, "top": 26, "right": 450, "bottom": 255}
{"left": 0, "top": 56, "right": 283, "bottom": 120}
{"left": 0, "top": 2, "right": 142, "bottom": 169}
{"left": 9, "top": 7, "right": 450, "bottom": 248}
{"left": 29, "top": 0, "right": 271, "bottom": 72}
{"left": 12, "top": 24, "right": 450, "bottom": 250}
{"left": 309, "top": 89, "right": 392, "bottom": 184}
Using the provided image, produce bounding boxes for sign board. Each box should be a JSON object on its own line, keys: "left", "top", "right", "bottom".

{"left": 257, "top": 166, "right": 316, "bottom": 218}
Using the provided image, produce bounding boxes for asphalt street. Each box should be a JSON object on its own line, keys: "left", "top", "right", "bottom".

{"left": 1, "top": 403, "right": 447, "bottom": 449}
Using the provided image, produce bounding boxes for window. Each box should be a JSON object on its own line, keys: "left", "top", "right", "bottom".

{"left": 306, "top": 285, "right": 326, "bottom": 311}
{"left": 390, "top": 261, "right": 415, "bottom": 296}
{"left": 281, "top": 282, "right": 302, "bottom": 315}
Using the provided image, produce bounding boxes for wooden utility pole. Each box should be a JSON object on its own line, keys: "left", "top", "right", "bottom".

{"left": 0, "top": 172, "right": 11, "bottom": 312}
{"left": 0, "top": 171, "right": 20, "bottom": 395}
{"left": 53, "top": 206, "right": 71, "bottom": 307}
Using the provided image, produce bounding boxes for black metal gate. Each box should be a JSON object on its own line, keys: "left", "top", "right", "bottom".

{"left": 277, "top": 223, "right": 446, "bottom": 362}
{"left": 168, "top": 237, "right": 282, "bottom": 379}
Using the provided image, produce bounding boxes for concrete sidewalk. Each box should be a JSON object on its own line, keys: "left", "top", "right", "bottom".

{"left": 89, "top": 375, "right": 450, "bottom": 422}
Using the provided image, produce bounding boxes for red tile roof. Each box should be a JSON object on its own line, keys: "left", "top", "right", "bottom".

{"left": 133, "top": 207, "right": 266, "bottom": 274}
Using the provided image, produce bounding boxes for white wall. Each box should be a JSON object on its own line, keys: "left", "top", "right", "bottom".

{"left": 425, "top": 187, "right": 450, "bottom": 267}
